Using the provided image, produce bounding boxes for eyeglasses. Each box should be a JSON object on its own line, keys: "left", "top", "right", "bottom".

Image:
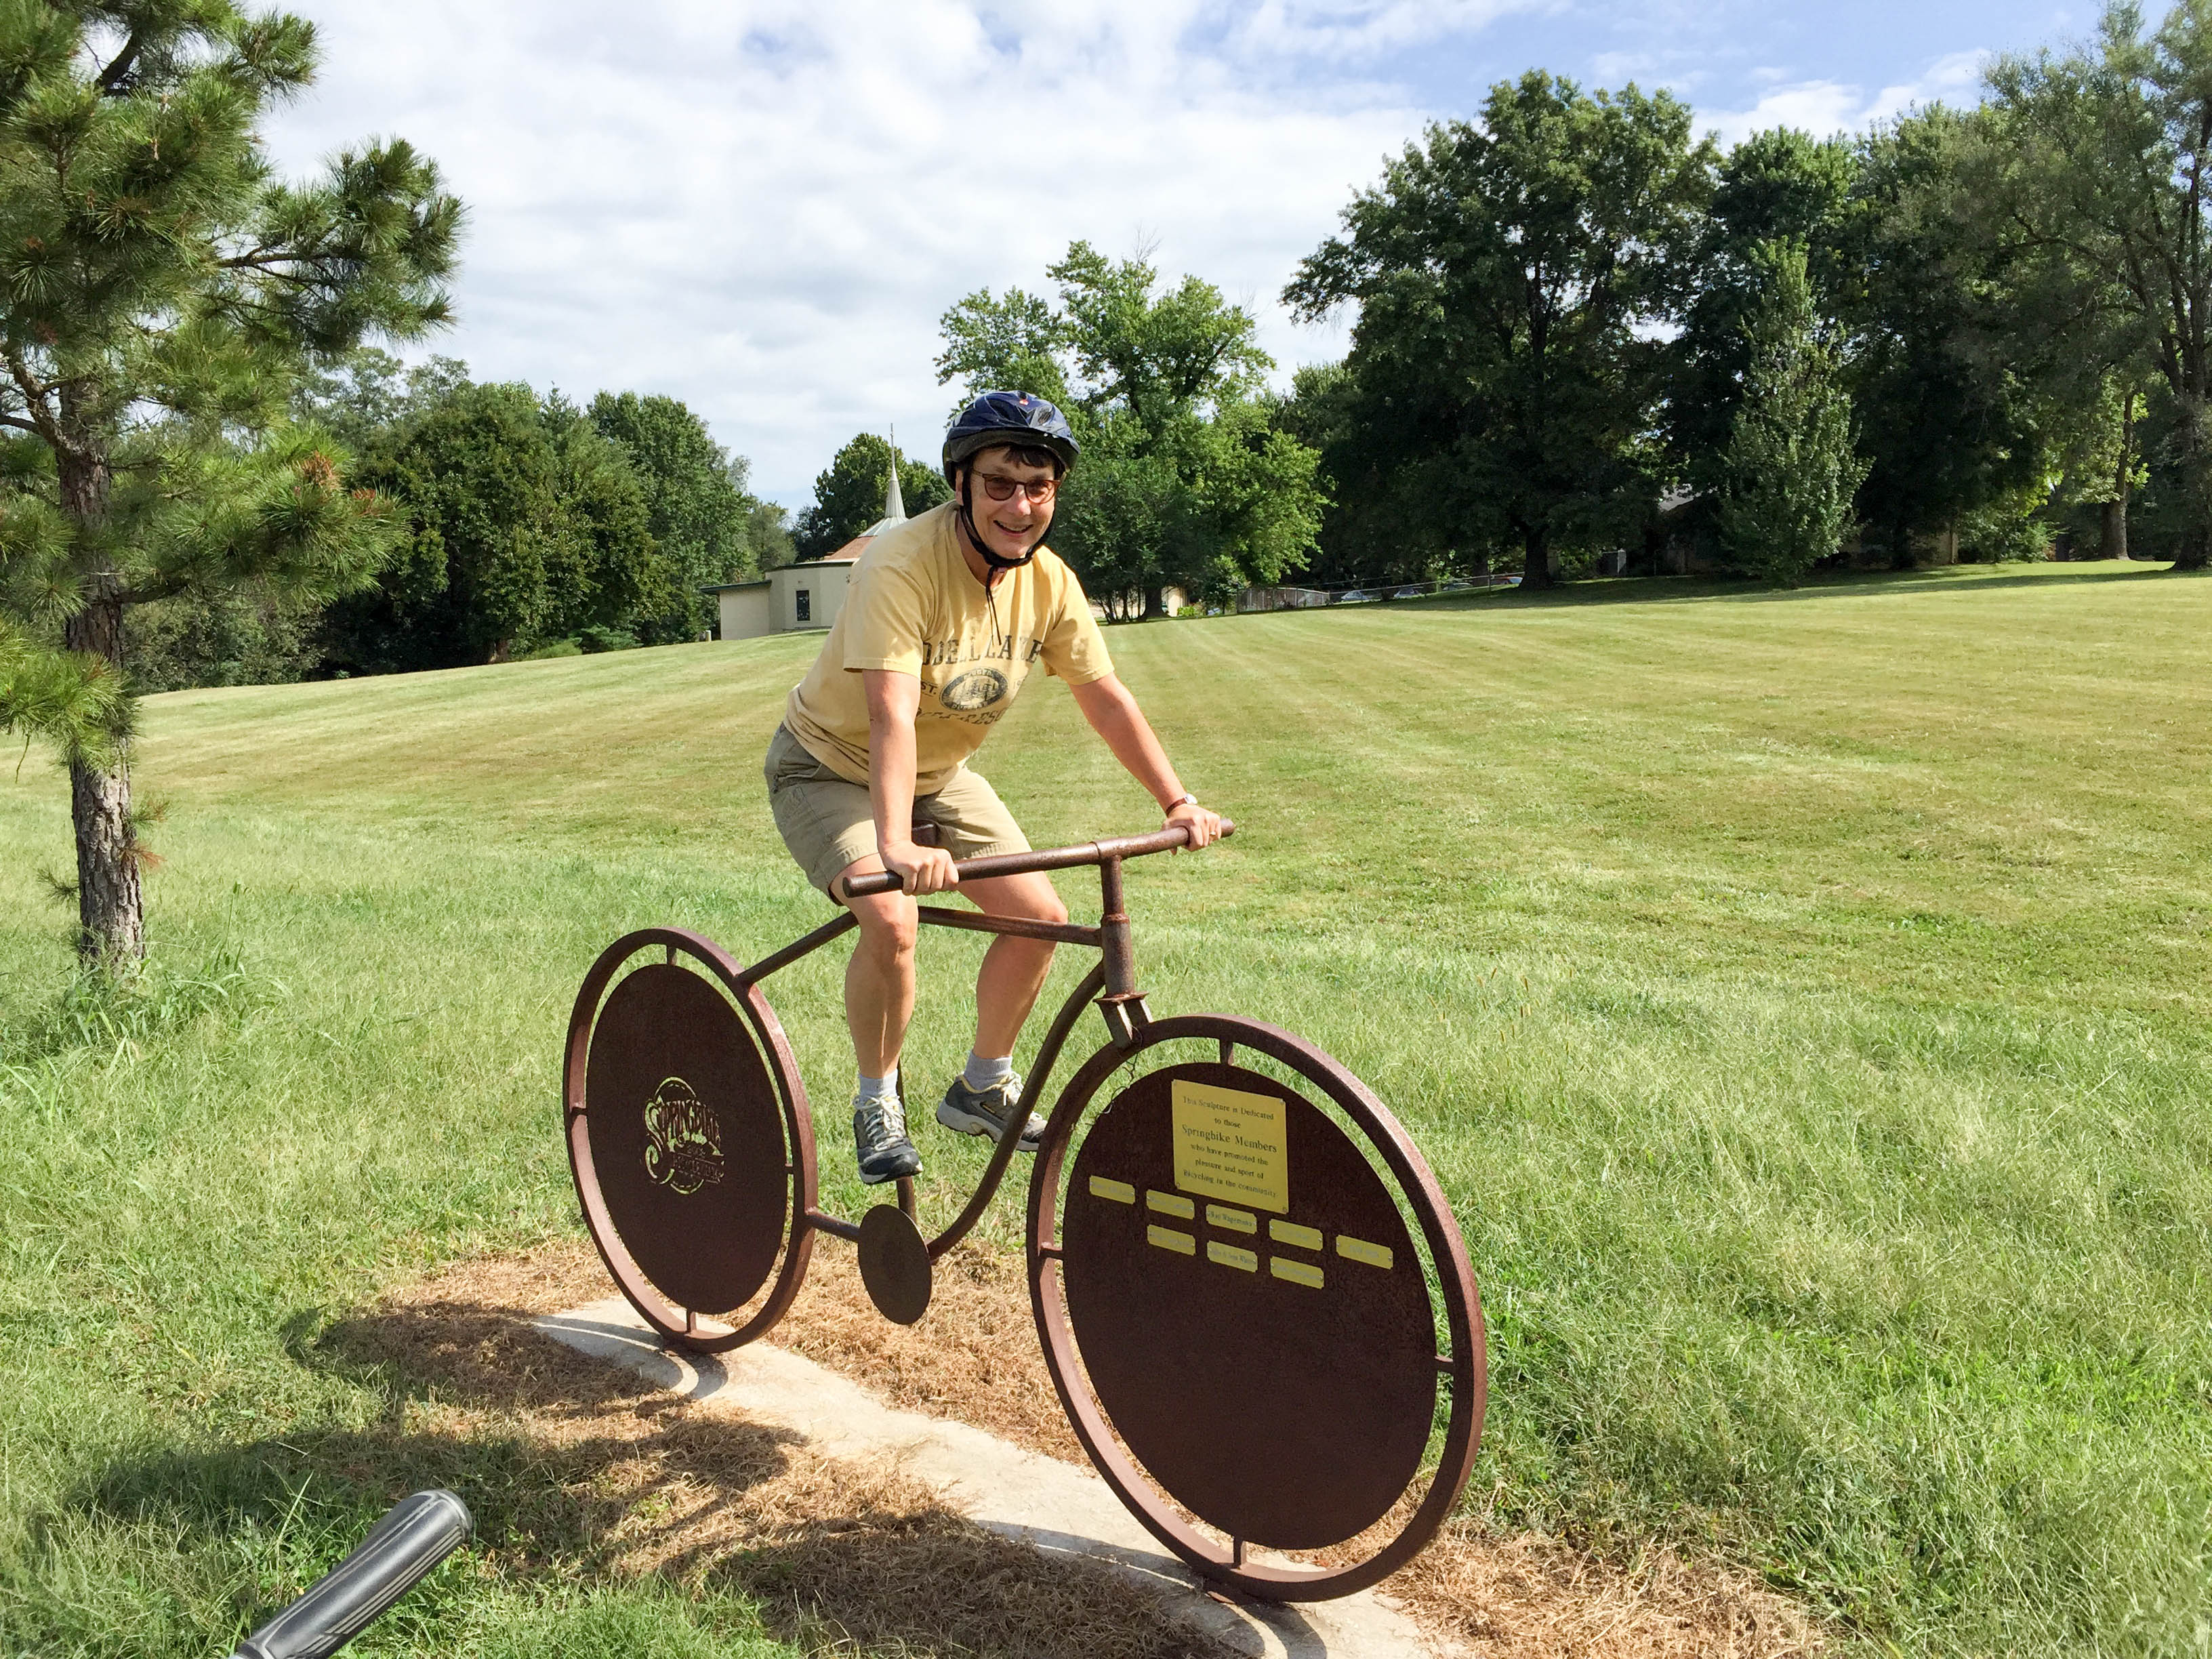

{"left": 974, "top": 471, "right": 1058, "bottom": 504}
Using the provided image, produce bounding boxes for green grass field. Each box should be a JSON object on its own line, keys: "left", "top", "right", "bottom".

{"left": 2, "top": 562, "right": 2207, "bottom": 1657}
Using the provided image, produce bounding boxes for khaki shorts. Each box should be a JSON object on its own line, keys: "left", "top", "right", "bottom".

{"left": 764, "top": 724, "right": 1030, "bottom": 896}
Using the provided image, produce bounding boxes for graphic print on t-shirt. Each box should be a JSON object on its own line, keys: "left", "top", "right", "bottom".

{"left": 920, "top": 623, "right": 1051, "bottom": 724}
{"left": 940, "top": 665, "right": 1010, "bottom": 712}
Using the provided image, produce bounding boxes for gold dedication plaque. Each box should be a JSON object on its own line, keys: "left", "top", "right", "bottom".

{"left": 1171, "top": 1078, "right": 1289, "bottom": 1212}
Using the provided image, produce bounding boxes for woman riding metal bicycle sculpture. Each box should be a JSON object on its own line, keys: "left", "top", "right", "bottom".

{"left": 762, "top": 390, "right": 1223, "bottom": 1191}
{"left": 567, "top": 820, "right": 1484, "bottom": 1602}
{"left": 566, "top": 391, "right": 1483, "bottom": 1603}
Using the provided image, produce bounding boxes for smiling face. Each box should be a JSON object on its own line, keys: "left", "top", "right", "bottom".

{"left": 958, "top": 443, "right": 1061, "bottom": 565}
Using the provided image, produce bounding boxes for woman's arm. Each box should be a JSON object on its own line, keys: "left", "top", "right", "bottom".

{"left": 1066, "top": 673, "right": 1225, "bottom": 847}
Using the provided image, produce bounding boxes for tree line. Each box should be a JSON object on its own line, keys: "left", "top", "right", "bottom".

{"left": 123, "top": 352, "right": 787, "bottom": 689}
{"left": 1284, "top": 1, "right": 2212, "bottom": 589}
{"left": 804, "top": 1, "right": 2212, "bottom": 609}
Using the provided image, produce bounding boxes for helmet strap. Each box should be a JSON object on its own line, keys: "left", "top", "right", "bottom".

{"left": 957, "top": 471, "right": 1041, "bottom": 571}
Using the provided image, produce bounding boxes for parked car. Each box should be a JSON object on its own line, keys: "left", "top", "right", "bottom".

{"left": 1393, "top": 585, "right": 1425, "bottom": 599}
{"left": 1337, "top": 589, "right": 1374, "bottom": 603}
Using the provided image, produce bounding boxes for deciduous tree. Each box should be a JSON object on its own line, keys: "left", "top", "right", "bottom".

{"left": 792, "top": 434, "right": 951, "bottom": 559}
{"left": 590, "top": 392, "right": 762, "bottom": 639}
{"left": 1843, "top": 109, "right": 2055, "bottom": 565}
{"left": 327, "top": 384, "right": 662, "bottom": 672}
{"left": 1978, "top": 0, "right": 2212, "bottom": 567}
{"left": 1287, "top": 74, "right": 1714, "bottom": 590}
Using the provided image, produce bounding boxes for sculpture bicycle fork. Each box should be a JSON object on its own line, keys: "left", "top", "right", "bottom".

{"left": 564, "top": 823, "right": 1485, "bottom": 1601}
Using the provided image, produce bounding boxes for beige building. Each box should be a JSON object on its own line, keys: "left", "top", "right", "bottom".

{"left": 712, "top": 466, "right": 907, "bottom": 641}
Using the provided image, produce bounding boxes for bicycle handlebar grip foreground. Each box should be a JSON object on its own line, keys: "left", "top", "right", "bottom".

{"left": 840, "top": 817, "right": 1235, "bottom": 901}
{"left": 227, "top": 1490, "right": 473, "bottom": 1659}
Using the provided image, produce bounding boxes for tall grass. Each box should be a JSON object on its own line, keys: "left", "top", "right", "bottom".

{"left": 0, "top": 562, "right": 2206, "bottom": 1655}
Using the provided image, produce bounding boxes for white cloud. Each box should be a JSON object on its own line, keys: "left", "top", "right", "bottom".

{"left": 1700, "top": 49, "right": 1987, "bottom": 148}
{"left": 263, "top": 5, "right": 1999, "bottom": 504}
{"left": 264, "top": 0, "right": 1450, "bottom": 501}
{"left": 1227, "top": 0, "right": 1549, "bottom": 58}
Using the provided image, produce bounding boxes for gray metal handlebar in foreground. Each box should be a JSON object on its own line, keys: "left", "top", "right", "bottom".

{"left": 228, "top": 1490, "right": 472, "bottom": 1659}
{"left": 839, "top": 819, "right": 1235, "bottom": 900}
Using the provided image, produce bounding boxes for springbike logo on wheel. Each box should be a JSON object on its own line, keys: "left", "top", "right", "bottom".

{"left": 642, "top": 1077, "right": 724, "bottom": 1194}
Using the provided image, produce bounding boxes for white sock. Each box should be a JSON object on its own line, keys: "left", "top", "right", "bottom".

{"left": 962, "top": 1051, "right": 1014, "bottom": 1092}
{"left": 855, "top": 1069, "right": 899, "bottom": 1105}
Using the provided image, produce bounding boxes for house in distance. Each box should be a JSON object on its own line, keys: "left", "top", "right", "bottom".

{"left": 710, "top": 465, "right": 907, "bottom": 641}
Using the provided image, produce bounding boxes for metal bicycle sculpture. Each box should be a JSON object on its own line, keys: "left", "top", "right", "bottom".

{"left": 563, "top": 822, "right": 1484, "bottom": 1601}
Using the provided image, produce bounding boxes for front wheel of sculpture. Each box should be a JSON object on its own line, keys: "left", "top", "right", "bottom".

{"left": 564, "top": 928, "right": 817, "bottom": 1353}
{"left": 1026, "top": 1013, "right": 1483, "bottom": 1602}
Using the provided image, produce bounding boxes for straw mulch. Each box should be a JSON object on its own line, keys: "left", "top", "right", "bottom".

{"left": 361, "top": 1241, "right": 1824, "bottom": 1658}
{"left": 342, "top": 1246, "right": 1237, "bottom": 1659}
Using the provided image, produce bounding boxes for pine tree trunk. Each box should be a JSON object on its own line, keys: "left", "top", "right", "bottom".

{"left": 2100, "top": 499, "right": 2129, "bottom": 561}
{"left": 1143, "top": 584, "right": 1168, "bottom": 618}
{"left": 58, "top": 445, "right": 142, "bottom": 967}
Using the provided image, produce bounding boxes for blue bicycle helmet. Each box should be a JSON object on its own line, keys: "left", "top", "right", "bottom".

{"left": 942, "top": 390, "right": 1080, "bottom": 482}
{"left": 942, "top": 391, "right": 1080, "bottom": 571}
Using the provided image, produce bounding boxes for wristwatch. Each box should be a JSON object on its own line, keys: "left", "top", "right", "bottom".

{"left": 1164, "top": 792, "right": 1198, "bottom": 812}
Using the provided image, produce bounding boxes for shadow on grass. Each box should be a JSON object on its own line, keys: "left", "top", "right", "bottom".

{"left": 60, "top": 1288, "right": 1233, "bottom": 1659}
{"left": 1406, "top": 562, "right": 2194, "bottom": 614}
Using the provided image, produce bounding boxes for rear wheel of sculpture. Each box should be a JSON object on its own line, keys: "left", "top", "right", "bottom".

{"left": 1027, "top": 1014, "right": 1484, "bottom": 1602}
{"left": 564, "top": 928, "right": 817, "bottom": 1353}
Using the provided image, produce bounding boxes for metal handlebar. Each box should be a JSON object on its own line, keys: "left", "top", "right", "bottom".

{"left": 227, "top": 1490, "right": 472, "bottom": 1659}
{"left": 840, "top": 818, "right": 1235, "bottom": 900}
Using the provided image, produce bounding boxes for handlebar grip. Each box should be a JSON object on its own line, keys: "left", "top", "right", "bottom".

{"left": 228, "top": 1490, "right": 473, "bottom": 1659}
{"left": 838, "top": 817, "right": 1234, "bottom": 901}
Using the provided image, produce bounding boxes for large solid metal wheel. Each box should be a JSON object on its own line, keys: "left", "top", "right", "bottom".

{"left": 1026, "top": 1013, "right": 1483, "bottom": 1602}
{"left": 564, "top": 927, "right": 817, "bottom": 1353}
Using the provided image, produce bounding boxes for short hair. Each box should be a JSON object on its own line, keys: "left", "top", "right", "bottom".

{"left": 964, "top": 442, "right": 1065, "bottom": 478}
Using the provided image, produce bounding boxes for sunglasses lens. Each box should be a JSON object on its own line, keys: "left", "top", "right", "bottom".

{"left": 977, "top": 474, "right": 1055, "bottom": 503}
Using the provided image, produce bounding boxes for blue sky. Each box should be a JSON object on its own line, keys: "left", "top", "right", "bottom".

{"left": 264, "top": 1, "right": 2102, "bottom": 504}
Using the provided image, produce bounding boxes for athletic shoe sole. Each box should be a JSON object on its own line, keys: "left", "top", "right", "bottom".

{"left": 857, "top": 1153, "right": 921, "bottom": 1185}
{"left": 936, "top": 1097, "right": 1040, "bottom": 1150}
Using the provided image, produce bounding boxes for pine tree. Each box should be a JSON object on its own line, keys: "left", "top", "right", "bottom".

{"left": 0, "top": 619, "right": 123, "bottom": 766}
{"left": 1718, "top": 242, "right": 1868, "bottom": 583}
{"left": 0, "top": 3, "right": 458, "bottom": 965}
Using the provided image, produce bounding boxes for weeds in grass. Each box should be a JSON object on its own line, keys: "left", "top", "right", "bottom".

{"left": 0, "top": 946, "right": 283, "bottom": 1067}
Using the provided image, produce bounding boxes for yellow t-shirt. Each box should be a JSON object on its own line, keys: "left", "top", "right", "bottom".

{"left": 781, "top": 502, "right": 1113, "bottom": 794}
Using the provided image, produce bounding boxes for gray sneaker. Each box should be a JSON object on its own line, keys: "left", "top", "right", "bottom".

{"left": 937, "top": 1073, "right": 1045, "bottom": 1151}
{"left": 853, "top": 1086, "right": 922, "bottom": 1185}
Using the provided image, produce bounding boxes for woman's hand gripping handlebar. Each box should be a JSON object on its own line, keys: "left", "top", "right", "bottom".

{"left": 841, "top": 818, "right": 1235, "bottom": 901}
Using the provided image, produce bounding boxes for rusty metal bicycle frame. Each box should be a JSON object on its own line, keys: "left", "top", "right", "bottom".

{"left": 565, "top": 815, "right": 1487, "bottom": 1601}
{"left": 733, "top": 821, "right": 1222, "bottom": 1259}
